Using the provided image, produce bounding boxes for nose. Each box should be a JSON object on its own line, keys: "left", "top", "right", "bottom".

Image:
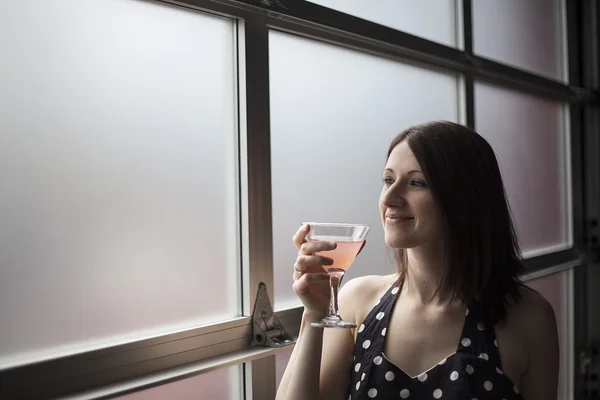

{"left": 381, "top": 183, "right": 407, "bottom": 208}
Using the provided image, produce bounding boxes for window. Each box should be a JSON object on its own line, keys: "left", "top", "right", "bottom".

{"left": 269, "top": 31, "right": 460, "bottom": 309}
{"left": 0, "top": 0, "right": 240, "bottom": 368}
{"left": 475, "top": 83, "right": 571, "bottom": 256}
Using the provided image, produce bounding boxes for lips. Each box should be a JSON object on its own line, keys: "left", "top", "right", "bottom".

{"left": 385, "top": 215, "right": 414, "bottom": 220}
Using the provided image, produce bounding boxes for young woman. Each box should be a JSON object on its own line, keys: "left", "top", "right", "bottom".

{"left": 276, "top": 121, "right": 559, "bottom": 400}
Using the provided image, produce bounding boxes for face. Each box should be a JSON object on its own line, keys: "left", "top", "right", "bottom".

{"left": 379, "top": 141, "right": 443, "bottom": 249}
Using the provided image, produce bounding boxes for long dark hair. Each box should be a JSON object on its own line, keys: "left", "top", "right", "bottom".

{"left": 388, "top": 121, "right": 525, "bottom": 325}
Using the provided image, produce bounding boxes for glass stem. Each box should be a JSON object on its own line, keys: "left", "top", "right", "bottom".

{"left": 328, "top": 270, "right": 345, "bottom": 318}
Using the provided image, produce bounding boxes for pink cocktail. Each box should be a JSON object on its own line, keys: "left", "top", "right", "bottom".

{"left": 315, "top": 240, "right": 365, "bottom": 272}
{"left": 304, "top": 222, "right": 370, "bottom": 329}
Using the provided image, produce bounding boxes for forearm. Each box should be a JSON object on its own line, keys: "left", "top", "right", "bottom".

{"left": 276, "top": 312, "right": 325, "bottom": 400}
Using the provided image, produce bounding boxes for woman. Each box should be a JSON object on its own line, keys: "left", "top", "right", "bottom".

{"left": 276, "top": 121, "right": 559, "bottom": 400}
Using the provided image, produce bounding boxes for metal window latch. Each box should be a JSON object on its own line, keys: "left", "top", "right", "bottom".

{"left": 251, "top": 282, "right": 294, "bottom": 348}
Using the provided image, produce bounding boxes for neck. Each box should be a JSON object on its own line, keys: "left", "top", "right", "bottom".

{"left": 402, "top": 244, "right": 449, "bottom": 305}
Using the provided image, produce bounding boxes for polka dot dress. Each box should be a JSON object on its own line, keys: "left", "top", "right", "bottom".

{"left": 349, "top": 284, "right": 524, "bottom": 399}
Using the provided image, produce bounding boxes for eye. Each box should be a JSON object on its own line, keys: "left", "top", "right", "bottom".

{"left": 383, "top": 177, "right": 394, "bottom": 186}
{"left": 410, "top": 179, "right": 426, "bottom": 187}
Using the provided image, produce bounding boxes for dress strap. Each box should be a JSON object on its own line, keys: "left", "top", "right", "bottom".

{"left": 456, "top": 301, "right": 504, "bottom": 370}
{"left": 354, "top": 282, "right": 401, "bottom": 359}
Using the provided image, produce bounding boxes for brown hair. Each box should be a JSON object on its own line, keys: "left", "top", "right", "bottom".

{"left": 388, "top": 121, "right": 524, "bottom": 325}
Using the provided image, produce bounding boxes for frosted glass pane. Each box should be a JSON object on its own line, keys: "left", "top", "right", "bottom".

{"left": 473, "top": 0, "right": 564, "bottom": 80}
{"left": 309, "top": 0, "right": 457, "bottom": 47}
{"left": 276, "top": 347, "right": 294, "bottom": 390}
{"left": 526, "top": 271, "right": 571, "bottom": 400}
{"left": 0, "top": 0, "right": 239, "bottom": 368}
{"left": 270, "top": 31, "right": 459, "bottom": 309}
{"left": 114, "top": 365, "right": 242, "bottom": 400}
{"left": 475, "top": 83, "right": 570, "bottom": 256}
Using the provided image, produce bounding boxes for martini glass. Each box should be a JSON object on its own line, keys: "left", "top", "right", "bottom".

{"left": 304, "top": 222, "right": 370, "bottom": 328}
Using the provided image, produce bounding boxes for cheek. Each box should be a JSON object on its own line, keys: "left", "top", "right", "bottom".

{"left": 378, "top": 192, "right": 386, "bottom": 213}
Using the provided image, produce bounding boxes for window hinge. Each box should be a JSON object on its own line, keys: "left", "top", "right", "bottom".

{"left": 251, "top": 282, "right": 294, "bottom": 348}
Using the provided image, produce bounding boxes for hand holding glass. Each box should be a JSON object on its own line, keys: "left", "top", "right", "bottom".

{"left": 303, "top": 222, "right": 370, "bottom": 328}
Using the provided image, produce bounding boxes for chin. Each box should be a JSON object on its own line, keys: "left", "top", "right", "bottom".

{"left": 384, "top": 234, "right": 418, "bottom": 249}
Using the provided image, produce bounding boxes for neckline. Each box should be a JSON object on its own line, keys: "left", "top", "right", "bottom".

{"left": 378, "top": 283, "right": 471, "bottom": 379}
{"left": 381, "top": 351, "right": 457, "bottom": 380}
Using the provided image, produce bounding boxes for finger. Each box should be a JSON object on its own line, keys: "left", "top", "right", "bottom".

{"left": 293, "top": 273, "right": 330, "bottom": 291}
{"left": 295, "top": 255, "right": 333, "bottom": 270}
{"left": 356, "top": 240, "right": 367, "bottom": 256}
{"left": 292, "top": 224, "right": 310, "bottom": 250}
{"left": 293, "top": 265, "right": 328, "bottom": 280}
{"left": 293, "top": 264, "right": 328, "bottom": 279}
{"left": 298, "top": 240, "right": 337, "bottom": 255}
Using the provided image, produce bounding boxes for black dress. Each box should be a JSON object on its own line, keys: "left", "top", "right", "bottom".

{"left": 349, "top": 283, "right": 525, "bottom": 399}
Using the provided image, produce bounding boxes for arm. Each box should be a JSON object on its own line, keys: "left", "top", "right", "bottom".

{"left": 276, "top": 311, "right": 354, "bottom": 400}
{"left": 520, "top": 295, "right": 559, "bottom": 400}
{"left": 276, "top": 278, "right": 364, "bottom": 400}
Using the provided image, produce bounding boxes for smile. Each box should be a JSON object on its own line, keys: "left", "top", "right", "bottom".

{"left": 385, "top": 216, "right": 414, "bottom": 223}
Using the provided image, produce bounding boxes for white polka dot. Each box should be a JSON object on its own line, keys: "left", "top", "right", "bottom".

{"left": 433, "top": 389, "right": 443, "bottom": 399}
{"left": 373, "top": 356, "right": 382, "bottom": 365}
{"left": 494, "top": 339, "right": 498, "bottom": 347}
{"left": 355, "top": 363, "right": 361, "bottom": 372}
{"left": 358, "top": 324, "right": 365, "bottom": 333}
{"left": 376, "top": 312, "right": 385, "bottom": 320}
{"left": 361, "top": 372, "right": 365, "bottom": 381}
{"left": 496, "top": 367, "right": 503, "bottom": 375}
{"left": 417, "top": 372, "right": 428, "bottom": 382}
{"left": 381, "top": 327, "right": 387, "bottom": 336}
{"left": 466, "top": 365, "right": 474, "bottom": 375}
{"left": 391, "top": 286, "right": 399, "bottom": 295}
{"left": 368, "top": 388, "right": 377, "bottom": 398}
{"left": 356, "top": 381, "right": 360, "bottom": 391}
{"left": 479, "top": 353, "right": 489, "bottom": 361}
{"left": 385, "top": 371, "right": 395, "bottom": 381}
{"left": 363, "top": 340, "right": 371, "bottom": 349}
{"left": 514, "top": 385, "right": 520, "bottom": 394}
{"left": 400, "top": 389, "right": 410, "bottom": 398}
{"left": 438, "top": 358, "right": 446, "bottom": 365}
{"left": 465, "top": 308, "right": 470, "bottom": 316}
{"left": 461, "top": 338, "right": 471, "bottom": 347}
{"left": 484, "top": 381, "right": 493, "bottom": 391}
{"left": 450, "top": 371, "right": 459, "bottom": 381}
{"left": 477, "top": 322, "right": 485, "bottom": 331}
{"left": 375, "top": 299, "right": 381, "bottom": 306}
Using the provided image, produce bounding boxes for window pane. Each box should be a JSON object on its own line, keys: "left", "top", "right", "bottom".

{"left": 270, "top": 31, "right": 460, "bottom": 309}
{"left": 473, "top": 0, "right": 565, "bottom": 80}
{"left": 475, "top": 83, "right": 570, "bottom": 256}
{"left": 113, "top": 365, "right": 242, "bottom": 400}
{"left": 526, "top": 270, "right": 572, "bottom": 400}
{"left": 308, "top": 0, "right": 457, "bottom": 47}
{"left": 0, "top": 0, "right": 239, "bottom": 368}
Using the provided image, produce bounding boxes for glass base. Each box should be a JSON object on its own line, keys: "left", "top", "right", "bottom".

{"left": 310, "top": 316, "right": 356, "bottom": 329}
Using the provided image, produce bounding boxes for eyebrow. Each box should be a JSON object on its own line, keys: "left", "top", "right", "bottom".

{"left": 384, "top": 168, "right": 423, "bottom": 174}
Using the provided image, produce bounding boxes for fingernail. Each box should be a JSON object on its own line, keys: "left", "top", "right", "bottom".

{"left": 329, "top": 242, "right": 337, "bottom": 248}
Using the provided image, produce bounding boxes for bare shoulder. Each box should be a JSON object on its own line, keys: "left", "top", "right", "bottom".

{"left": 509, "top": 285, "right": 557, "bottom": 331}
{"left": 503, "top": 286, "right": 560, "bottom": 397}
{"left": 504, "top": 285, "right": 558, "bottom": 356}
{"left": 339, "top": 274, "right": 397, "bottom": 330}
